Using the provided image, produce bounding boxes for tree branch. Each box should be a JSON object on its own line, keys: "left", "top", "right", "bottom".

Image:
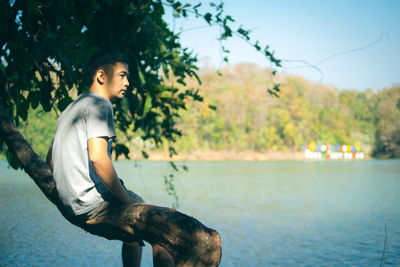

{"left": 0, "top": 104, "right": 222, "bottom": 266}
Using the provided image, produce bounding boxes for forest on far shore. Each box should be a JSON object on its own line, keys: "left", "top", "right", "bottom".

{"left": 11, "top": 63, "right": 400, "bottom": 160}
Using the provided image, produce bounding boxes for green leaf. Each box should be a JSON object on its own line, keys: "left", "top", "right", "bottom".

{"left": 57, "top": 96, "right": 73, "bottom": 112}
{"left": 143, "top": 94, "right": 152, "bottom": 116}
{"left": 267, "top": 88, "right": 279, "bottom": 98}
{"left": 141, "top": 150, "right": 149, "bottom": 159}
{"left": 6, "top": 149, "right": 21, "bottom": 170}
{"left": 40, "top": 86, "right": 52, "bottom": 112}
{"left": 138, "top": 69, "right": 146, "bottom": 85}
{"left": 273, "top": 83, "right": 281, "bottom": 92}
{"left": 114, "top": 143, "right": 130, "bottom": 160}
{"left": 0, "top": 61, "right": 5, "bottom": 76}
{"left": 169, "top": 146, "right": 177, "bottom": 157}
{"left": 208, "top": 104, "right": 217, "bottom": 111}
{"left": 0, "top": 137, "right": 4, "bottom": 153}
{"left": 225, "top": 15, "right": 234, "bottom": 23}
{"left": 169, "top": 161, "right": 178, "bottom": 171}
{"left": 237, "top": 26, "right": 250, "bottom": 40}
{"left": 204, "top": 13, "right": 212, "bottom": 24}
{"left": 29, "top": 91, "right": 40, "bottom": 109}
{"left": 17, "top": 97, "right": 29, "bottom": 121}
{"left": 159, "top": 91, "right": 173, "bottom": 99}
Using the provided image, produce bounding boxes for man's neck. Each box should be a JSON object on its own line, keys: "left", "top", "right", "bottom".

{"left": 89, "top": 86, "right": 111, "bottom": 102}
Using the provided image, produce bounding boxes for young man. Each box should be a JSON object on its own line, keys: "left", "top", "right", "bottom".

{"left": 46, "top": 49, "right": 174, "bottom": 267}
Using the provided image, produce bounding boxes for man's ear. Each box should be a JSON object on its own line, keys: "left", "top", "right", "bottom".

{"left": 96, "top": 69, "right": 106, "bottom": 85}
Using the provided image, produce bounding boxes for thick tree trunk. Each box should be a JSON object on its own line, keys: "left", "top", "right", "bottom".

{"left": 0, "top": 105, "right": 222, "bottom": 266}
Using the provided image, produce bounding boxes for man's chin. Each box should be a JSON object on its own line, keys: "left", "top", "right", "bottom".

{"left": 110, "top": 94, "right": 125, "bottom": 103}
{"left": 117, "top": 92, "right": 126, "bottom": 98}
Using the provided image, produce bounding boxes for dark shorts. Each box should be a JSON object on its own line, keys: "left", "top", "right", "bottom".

{"left": 83, "top": 189, "right": 144, "bottom": 220}
{"left": 76, "top": 181, "right": 145, "bottom": 245}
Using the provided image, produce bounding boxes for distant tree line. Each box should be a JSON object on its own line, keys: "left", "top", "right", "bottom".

{"left": 174, "top": 64, "right": 400, "bottom": 158}
{"left": 7, "top": 63, "right": 400, "bottom": 159}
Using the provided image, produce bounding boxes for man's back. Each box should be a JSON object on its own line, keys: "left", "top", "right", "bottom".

{"left": 52, "top": 92, "right": 116, "bottom": 216}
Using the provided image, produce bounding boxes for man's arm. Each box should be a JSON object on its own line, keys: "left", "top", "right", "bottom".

{"left": 88, "top": 137, "right": 137, "bottom": 204}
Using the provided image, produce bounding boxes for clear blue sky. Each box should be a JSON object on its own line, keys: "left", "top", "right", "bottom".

{"left": 164, "top": 0, "right": 400, "bottom": 90}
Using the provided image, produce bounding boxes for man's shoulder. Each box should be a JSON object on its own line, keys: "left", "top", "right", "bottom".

{"left": 85, "top": 92, "right": 113, "bottom": 109}
{"left": 77, "top": 92, "right": 107, "bottom": 104}
{"left": 57, "top": 92, "right": 113, "bottom": 130}
{"left": 68, "top": 92, "right": 111, "bottom": 112}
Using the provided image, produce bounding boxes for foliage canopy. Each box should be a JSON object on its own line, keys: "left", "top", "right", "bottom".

{"left": 0, "top": 0, "right": 281, "bottom": 166}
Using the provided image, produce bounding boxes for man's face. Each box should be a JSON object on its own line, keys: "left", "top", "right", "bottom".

{"left": 105, "top": 62, "right": 129, "bottom": 102}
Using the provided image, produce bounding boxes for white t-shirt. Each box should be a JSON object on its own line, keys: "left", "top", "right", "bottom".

{"left": 52, "top": 92, "right": 116, "bottom": 215}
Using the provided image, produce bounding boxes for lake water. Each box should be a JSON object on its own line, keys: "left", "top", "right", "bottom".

{"left": 0, "top": 159, "right": 399, "bottom": 266}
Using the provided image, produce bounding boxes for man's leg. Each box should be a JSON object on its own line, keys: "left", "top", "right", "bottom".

{"left": 122, "top": 242, "right": 142, "bottom": 267}
{"left": 153, "top": 244, "right": 174, "bottom": 267}
{"left": 122, "top": 242, "right": 173, "bottom": 267}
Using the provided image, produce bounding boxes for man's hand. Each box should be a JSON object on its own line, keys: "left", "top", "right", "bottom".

{"left": 88, "top": 137, "right": 136, "bottom": 204}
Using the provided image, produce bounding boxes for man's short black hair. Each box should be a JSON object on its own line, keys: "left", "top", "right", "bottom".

{"left": 86, "top": 49, "right": 128, "bottom": 81}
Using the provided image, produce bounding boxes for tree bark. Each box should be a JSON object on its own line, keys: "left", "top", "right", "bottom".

{"left": 0, "top": 105, "right": 222, "bottom": 266}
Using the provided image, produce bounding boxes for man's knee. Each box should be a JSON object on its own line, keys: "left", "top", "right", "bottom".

{"left": 127, "top": 190, "right": 145, "bottom": 203}
{"left": 124, "top": 241, "right": 143, "bottom": 248}
{"left": 120, "top": 179, "right": 145, "bottom": 203}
